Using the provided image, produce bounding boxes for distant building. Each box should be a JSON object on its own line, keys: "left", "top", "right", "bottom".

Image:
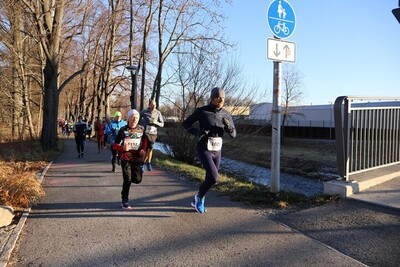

{"left": 248, "top": 102, "right": 273, "bottom": 121}
{"left": 248, "top": 102, "right": 334, "bottom": 128}
{"left": 224, "top": 106, "right": 250, "bottom": 118}
{"left": 248, "top": 100, "right": 400, "bottom": 128}
{"left": 284, "top": 104, "right": 334, "bottom": 128}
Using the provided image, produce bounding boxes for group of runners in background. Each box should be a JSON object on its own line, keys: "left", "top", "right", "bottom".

{"left": 59, "top": 87, "right": 236, "bottom": 213}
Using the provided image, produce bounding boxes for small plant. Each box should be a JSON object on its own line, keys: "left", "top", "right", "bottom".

{"left": 163, "top": 125, "right": 198, "bottom": 164}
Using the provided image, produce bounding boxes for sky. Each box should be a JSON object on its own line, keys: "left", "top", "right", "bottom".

{"left": 222, "top": 0, "right": 400, "bottom": 105}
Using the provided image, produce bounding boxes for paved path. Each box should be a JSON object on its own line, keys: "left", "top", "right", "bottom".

{"left": 3, "top": 138, "right": 400, "bottom": 266}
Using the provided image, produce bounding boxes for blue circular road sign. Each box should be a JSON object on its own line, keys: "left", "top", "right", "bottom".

{"left": 267, "top": 0, "right": 296, "bottom": 39}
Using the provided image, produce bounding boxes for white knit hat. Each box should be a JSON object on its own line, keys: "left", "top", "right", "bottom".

{"left": 127, "top": 109, "right": 139, "bottom": 119}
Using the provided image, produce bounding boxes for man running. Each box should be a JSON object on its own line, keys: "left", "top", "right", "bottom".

{"left": 73, "top": 115, "right": 88, "bottom": 159}
{"left": 182, "top": 87, "right": 236, "bottom": 213}
{"left": 139, "top": 99, "right": 164, "bottom": 172}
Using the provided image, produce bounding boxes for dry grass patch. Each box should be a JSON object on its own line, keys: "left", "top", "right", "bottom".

{"left": 0, "top": 161, "right": 47, "bottom": 209}
{"left": 0, "top": 135, "right": 62, "bottom": 209}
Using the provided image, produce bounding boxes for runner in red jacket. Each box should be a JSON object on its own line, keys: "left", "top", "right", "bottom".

{"left": 113, "top": 109, "right": 148, "bottom": 209}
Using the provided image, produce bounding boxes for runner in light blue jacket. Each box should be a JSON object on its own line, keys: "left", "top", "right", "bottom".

{"left": 106, "top": 111, "right": 127, "bottom": 172}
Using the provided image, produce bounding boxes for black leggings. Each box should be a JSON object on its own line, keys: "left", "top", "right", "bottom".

{"left": 75, "top": 137, "right": 85, "bottom": 154}
{"left": 197, "top": 148, "right": 221, "bottom": 198}
{"left": 121, "top": 161, "right": 143, "bottom": 202}
{"left": 111, "top": 148, "right": 119, "bottom": 165}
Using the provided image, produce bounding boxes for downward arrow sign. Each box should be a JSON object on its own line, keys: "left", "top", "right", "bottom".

{"left": 273, "top": 43, "right": 280, "bottom": 57}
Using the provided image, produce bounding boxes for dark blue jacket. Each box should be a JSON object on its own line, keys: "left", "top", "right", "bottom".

{"left": 182, "top": 103, "right": 236, "bottom": 149}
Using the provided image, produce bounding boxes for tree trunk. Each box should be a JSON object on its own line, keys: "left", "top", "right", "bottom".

{"left": 11, "top": 3, "right": 24, "bottom": 140}
{"left": 139, "top": 0, "right": 154, "bottom": 111}
{"left": 22, "top": 78, "right": 35, "bottom": 139}
{"left": 40, "top": 59, "right": 59, "bottom": 151}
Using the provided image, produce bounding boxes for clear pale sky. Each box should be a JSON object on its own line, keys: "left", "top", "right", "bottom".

{"left": 222, "top": 0, "right": 400, "bottom": 105}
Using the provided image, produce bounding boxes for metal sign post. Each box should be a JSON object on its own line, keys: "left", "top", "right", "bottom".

{"left": 266, "top": 0, "right": 296, "bottom": 194}
{"left": 271, "top": 61, "right": 281, "bottom": 193}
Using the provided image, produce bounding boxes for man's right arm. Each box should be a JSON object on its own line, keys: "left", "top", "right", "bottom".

{"left": 182, "top": 109, "right": 201, "bottom": 136}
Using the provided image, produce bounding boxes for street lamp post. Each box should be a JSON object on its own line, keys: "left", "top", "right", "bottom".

{"left": 127, "top": 65, "right": 138, "bottom": 109}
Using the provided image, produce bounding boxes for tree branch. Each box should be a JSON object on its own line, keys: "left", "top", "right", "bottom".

{"left": 58, "top": 61, "right": 88, "bottom": 94}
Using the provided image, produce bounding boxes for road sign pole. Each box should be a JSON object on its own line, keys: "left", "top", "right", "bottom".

{"left": 271, "top": 60, "right": 281, "bottom": 193}
{"left": 267, "top": 0, "right": 295, "bottom": 194}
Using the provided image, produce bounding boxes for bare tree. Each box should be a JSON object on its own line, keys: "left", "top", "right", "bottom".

{"left": 18, "top": 0, "right": 88, "bottom": 150}
{"left": 165, "top": 40, "right": 256, "bottom": 121}
{"left": 137, "top": 0, "right": 155, "bottom": 111}
{"left": 150, "top": 0, "right": 232, "bottom": 106}
{"left": 281, "top": 64, "right": 305, "bottom": 142}
{"left": 0, "top": 0, "right": 44, "bottom": 139}
{"left": 162, "top": 43, "right": 259, "bottom": 164}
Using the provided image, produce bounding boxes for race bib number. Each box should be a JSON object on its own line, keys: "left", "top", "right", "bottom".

{"left": 146, "top": 125, "right": 157, "bottom": 135}
{"left": 123, "top": 137, "right": 141, "bottom": 151}
{"left": 207, "top": 137, "right": 222, "bottom": 151}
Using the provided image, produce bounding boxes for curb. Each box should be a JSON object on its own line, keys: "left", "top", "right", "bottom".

{"left": 0, "top": 162, "right": 52, "bottom": 267}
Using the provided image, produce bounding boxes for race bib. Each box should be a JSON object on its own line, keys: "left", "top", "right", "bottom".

{"left": 207, "top": 137, "right": 222, "bottom": 151}
{"left": 123, "top": 137, "right": 141, "bottom": 151}
{"left": 146, "top": 125, "right": 157, "bottom": 135}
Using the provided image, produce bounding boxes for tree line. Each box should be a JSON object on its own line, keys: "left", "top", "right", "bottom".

{"left": 0, "top": 0, "right": 258, "bottom": 151}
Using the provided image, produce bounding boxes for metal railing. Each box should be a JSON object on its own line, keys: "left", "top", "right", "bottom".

{"left": 334, "top": 96, "right": 400, "bottom": 181}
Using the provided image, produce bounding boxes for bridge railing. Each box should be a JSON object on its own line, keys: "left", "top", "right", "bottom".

{"left": 334, "top": 96, "right": 400, "bottom": 181}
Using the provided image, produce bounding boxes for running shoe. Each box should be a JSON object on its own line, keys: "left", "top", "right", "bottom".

{"left": 121, "top": 202, "right": 133, "bottom": 209}
{"left": 112, "top": 165, "right": 116, "bottom": 172}
{"left": 191, "top": 194, "right": 206, "bottom": 213}
{"left": 147, "top": 163, "right": 152, "bottom": 171}
{"left": 140, "top": 165, "right": 144, "bottom": 174}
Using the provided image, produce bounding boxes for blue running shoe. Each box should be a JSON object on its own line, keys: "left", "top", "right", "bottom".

{"left": 147, "top": 163, "right": 152, "bottom": 171}
{"left": 191, "top": 194, "right": 206, "bottom": 213}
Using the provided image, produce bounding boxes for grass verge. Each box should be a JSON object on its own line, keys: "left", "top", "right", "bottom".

{"left": 152, "top": 151, "right": 340, "bottom": 210}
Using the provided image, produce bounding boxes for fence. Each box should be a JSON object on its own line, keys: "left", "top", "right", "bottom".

{"left": 334, "top": 96, "right": 400, "bottom": 181}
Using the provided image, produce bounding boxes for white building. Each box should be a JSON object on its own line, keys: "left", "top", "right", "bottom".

{"left": 248, "top": 102, "right": 334, "bottom": 128}
{"left": 248, "top": 102, "right": 273, "bottom": 122}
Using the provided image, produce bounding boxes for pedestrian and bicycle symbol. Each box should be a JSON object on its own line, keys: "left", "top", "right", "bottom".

{"left": 267, "top": 0, "right": 296, "bottom": 39}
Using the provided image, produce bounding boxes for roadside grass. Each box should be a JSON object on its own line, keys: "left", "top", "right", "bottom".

{"left": 152, "top": 150, "right": 340, "bottom": 210}
{"left": 222, "top": 134, "right": 338, "bottom": 179}
{"left": 0, "top": 134, "right": 63, "bottom": 209}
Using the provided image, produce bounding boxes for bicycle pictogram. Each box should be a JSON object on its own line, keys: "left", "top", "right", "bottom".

{"left": 273, "top": 21, "right": 289, "bottom": 36}
{"left": 267, "top": 0, "right": 296, "bottom": 39}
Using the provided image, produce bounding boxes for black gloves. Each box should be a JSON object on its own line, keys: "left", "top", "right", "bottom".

{"left": 222, "top": 118, "right": 234, "bottom": 133}
{"left": 197, "top": 130, "right": 209, "bottom": 142}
